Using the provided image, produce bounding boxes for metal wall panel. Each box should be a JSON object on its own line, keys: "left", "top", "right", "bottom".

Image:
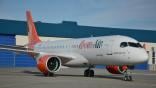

{"left": 0, "top": 34, "right": 36, "bottom": 67}
{"left": 0, "top": 34, "right": 15, "bottom": 67}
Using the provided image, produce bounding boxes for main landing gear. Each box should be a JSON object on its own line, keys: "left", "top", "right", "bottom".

{"left": 84, "top": 67, "right": 94, "bottom": 77}
{"left": 123, "top": 69, "right": 132, "bottom": 81}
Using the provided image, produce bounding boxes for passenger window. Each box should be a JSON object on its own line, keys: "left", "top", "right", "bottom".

{"left": 120, "top": 42, "right": 128, "bottom": 48}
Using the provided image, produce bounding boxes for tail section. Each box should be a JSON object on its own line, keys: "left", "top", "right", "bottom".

{"left": 26, "top": 11, "right": 41, "bottom": 49}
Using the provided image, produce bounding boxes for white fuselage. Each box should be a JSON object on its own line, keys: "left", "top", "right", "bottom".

{"left": 34, "top": 35, "right": 148, "bottom": 66}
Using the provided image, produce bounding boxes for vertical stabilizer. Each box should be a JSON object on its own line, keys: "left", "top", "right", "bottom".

{"left": 26, "top": 11, "right": 41, "bottom": 49}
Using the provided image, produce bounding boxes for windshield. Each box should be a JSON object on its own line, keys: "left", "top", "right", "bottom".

{"left": 120, "top": 42, "right": 143, "bottom": 48}
{"left": 128, "top": 42, "right": 143, "bottom": 48}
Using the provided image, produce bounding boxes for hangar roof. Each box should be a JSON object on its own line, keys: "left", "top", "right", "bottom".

{"left": 0, "top": 19, "right": 156, "bottom": 42}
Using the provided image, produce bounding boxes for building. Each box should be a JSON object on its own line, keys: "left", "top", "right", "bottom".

{"left": 0, "top": 19, "right": 156, "bottom": 70}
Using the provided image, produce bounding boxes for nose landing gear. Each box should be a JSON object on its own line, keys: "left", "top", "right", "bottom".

{"left": 123, "top": 69, "right": 132, "bottom": 81}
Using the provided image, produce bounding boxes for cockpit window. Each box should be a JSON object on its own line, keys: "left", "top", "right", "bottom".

{"left": 137, "top": 43, "right": 143, "bottom": 48}
{"left": 120, "top": 42, "right": 128, "bottom": 48}
{"left": 128, "top": 42, "right": 143, "bottom": 48}
{"left": 120, "top": 42, "right": 143, "bottom": 48}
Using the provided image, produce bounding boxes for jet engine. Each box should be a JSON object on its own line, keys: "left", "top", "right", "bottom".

{"left": 106, "top": 65, "right": 128, "bottom": 74}
{"left": 37, "top": 55, "right": 61, "bottom": 75}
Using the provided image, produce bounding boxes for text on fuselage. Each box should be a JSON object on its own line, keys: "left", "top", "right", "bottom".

{"left": 79, "top": 40, "right": 103, "bottom": 49}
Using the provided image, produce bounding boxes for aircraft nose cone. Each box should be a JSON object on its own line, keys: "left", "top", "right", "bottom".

{"left": 139, "top": 51, "right": 148, "bottom": 63}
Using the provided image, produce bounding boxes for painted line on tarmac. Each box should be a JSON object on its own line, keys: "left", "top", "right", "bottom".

{"left": 132, "top": 73, "right": 156, "bottom": 76}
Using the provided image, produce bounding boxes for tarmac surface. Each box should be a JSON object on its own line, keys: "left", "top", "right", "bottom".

{"left": 0, "top": 67, "right": 156, "bottom": 88}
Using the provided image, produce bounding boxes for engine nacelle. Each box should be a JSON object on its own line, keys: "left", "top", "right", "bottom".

{"left": 37, "top": 55, "right": 61, "bottom": 75}
{"left": 106, "top": 65, "right": 128, "bottom": 74}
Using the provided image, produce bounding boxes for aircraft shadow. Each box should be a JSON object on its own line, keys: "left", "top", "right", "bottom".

{"left": 22, "top": 70, "right": 43, "bottom": 76}
{"left": 22, "top": 70, "right": 124, "bottom": 81}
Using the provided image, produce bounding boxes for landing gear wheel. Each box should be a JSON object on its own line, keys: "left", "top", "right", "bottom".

{"left": 90, "top": 70, "right": 94, "bottom": 77}
{"left": 84, "top": 69, "right": 94, "bottom": 77}
{"left": 123, "top": 76, "right": 132, "bottom": 81}
{"left": 44, "top": 72, "right": 54, "bottom": 77}
{"left": 84, "top": 69, "right": 89, "bottom": 77}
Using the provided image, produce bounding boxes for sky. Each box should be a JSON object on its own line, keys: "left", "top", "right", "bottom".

{"left": 0, "top": 0, "right": 156, "bottom": 30}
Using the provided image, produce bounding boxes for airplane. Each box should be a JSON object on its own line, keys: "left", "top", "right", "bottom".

{"left": 0, "top": 11, "right": 148, "bottom": 81}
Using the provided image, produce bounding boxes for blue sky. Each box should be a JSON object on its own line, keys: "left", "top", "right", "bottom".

{"left": 0, "top": 0, "right": 156, "bottom": 30}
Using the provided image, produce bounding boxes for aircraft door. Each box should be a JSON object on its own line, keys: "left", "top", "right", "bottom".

{"left": 106, "top": 39, "right": 113, "bottom": 56}
{"left": 118, "top": 42, "right": 129, "bottom": 60}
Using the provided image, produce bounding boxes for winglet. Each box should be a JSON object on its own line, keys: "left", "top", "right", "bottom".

{"left": 26, "top": 11, "right": 41, "bottom": 49}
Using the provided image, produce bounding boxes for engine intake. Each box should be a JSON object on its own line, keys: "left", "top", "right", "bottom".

{"left": 37, "top": 55, "right": 61, "bottom": 75}
{"left": 106, "top": 65, "right": 128, "bottom": 74}
{"left": 46, "top": 57, "right": 61, "bottom": 72}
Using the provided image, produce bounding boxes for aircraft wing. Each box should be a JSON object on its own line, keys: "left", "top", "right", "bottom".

{"left": 0, "top": 44, "right": 37, "bottom": 54}
{"left": 0, "top": 44, "right": 88, "bottom": 66}
{"left": 38, "top": 52, "right": 89, "bottom": 66}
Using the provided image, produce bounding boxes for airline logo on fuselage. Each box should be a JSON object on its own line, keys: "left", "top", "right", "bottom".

{"left": 79, "top": 40, "right": 103, "bottom": 49}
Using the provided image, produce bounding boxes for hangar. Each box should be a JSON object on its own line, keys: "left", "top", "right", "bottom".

{"left": 0, "top": 19, "right": 156, "bottom": 70}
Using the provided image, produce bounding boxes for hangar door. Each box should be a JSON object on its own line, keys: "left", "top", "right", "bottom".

{"left": 0, "top": 34, "right": 36, "bottom": 67}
